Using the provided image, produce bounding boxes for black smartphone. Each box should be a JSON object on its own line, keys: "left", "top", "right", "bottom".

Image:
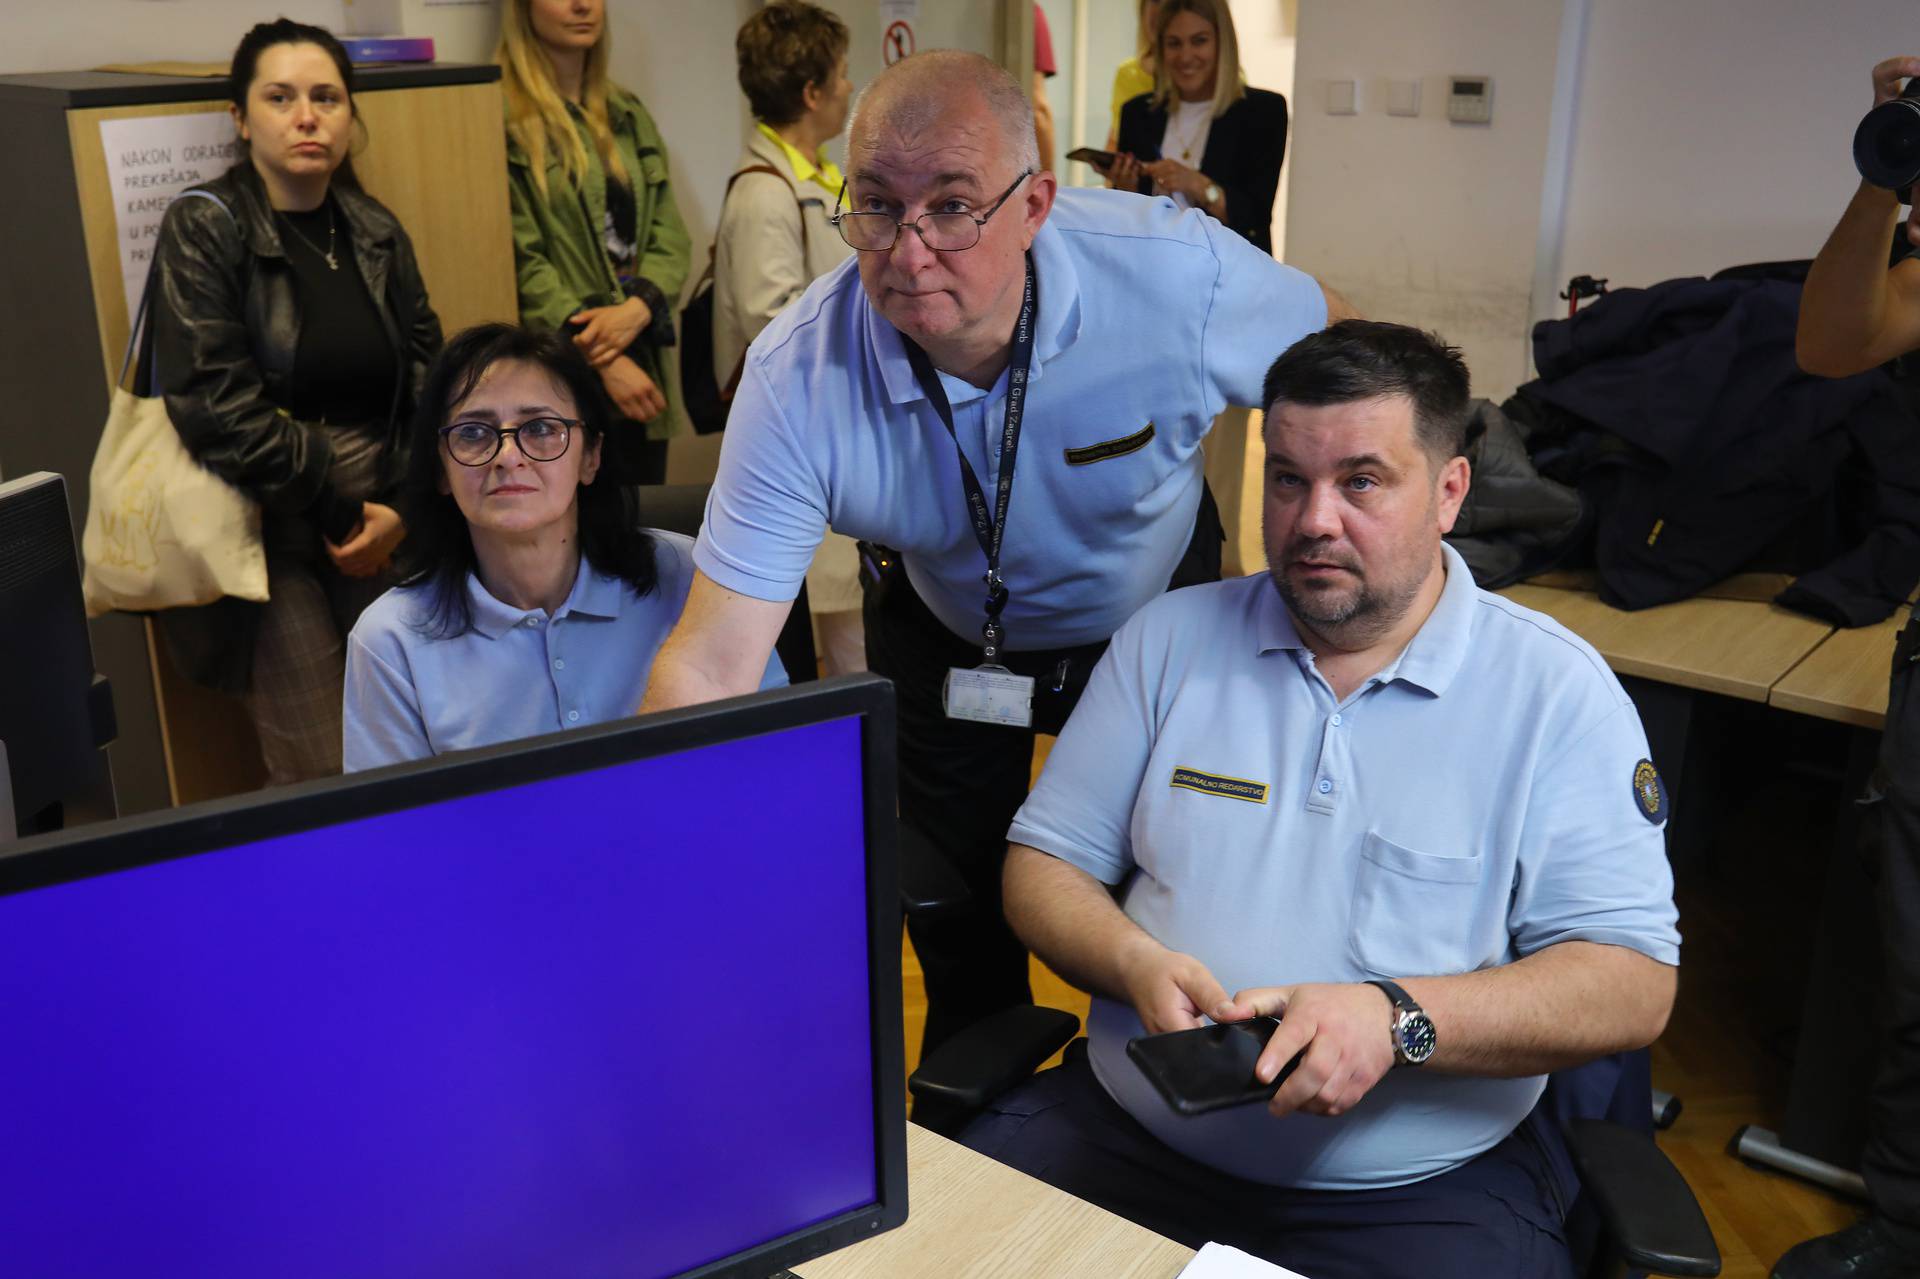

{"left": 1125, "top": 1016, "right": 1300, "bottom": 1116}
{"left": 1065, "top": 146, "right": 1118, "bottom": 169}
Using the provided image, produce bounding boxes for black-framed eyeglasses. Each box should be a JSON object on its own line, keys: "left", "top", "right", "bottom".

{"left": 438, "top": 416, "right": 580, "bottom": 467}
{"left": 830, "top": 169, "right": 1034, "bottom": 253}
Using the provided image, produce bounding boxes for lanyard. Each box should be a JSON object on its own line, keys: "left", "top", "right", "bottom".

{"left": 902, "top": 255, "right": 1037, "bottom": 662}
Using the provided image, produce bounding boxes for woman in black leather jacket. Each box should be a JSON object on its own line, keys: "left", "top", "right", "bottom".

{"left": 146, "top": 19, "right": 442, "bottom": 785}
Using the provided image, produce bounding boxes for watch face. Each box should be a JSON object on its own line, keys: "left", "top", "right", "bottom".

{"left": 1398, "top": 1012, "right": 1438, "bottom": 1065}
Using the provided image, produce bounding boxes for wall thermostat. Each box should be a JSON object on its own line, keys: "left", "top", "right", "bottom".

{"left": 1447, "top": 76, "right": 1493, "bottom": 124}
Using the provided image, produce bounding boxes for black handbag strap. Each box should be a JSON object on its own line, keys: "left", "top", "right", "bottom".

{"left": 703, "top": 162, "right": 812, "bottom": 400}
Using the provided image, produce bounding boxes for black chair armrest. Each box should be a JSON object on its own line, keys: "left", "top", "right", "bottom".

{"left": 1565, "top": 1118, "right": 1721, "bottom": 1277}
{"left": 908, "top": 1005, "right": 1080, "bottom": 1112}
{"left": 897, "top": 821, "right": 971, "bottom": 918}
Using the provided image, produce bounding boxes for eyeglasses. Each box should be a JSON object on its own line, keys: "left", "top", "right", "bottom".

{"left": 831, "top": 169, "right": 1034, "bottom": 253}
{"left": 439, "top": 416, "right": 579, "bottom": 467}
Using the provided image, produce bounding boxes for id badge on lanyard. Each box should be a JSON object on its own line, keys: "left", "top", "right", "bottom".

{"left": 908, "top": 257, "right": 1039, "bottom": 729}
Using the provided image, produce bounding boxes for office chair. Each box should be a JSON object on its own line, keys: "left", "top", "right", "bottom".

{"left": 634, "top": 483, "right": 818, "bottom": 682}
{"left": 903, "top": 869, "right": 1721, "bottom": 1279}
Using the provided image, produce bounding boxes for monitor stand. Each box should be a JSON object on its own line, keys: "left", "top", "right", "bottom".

{"left": 0, "top": 741, "right": 14, "bottom": 845}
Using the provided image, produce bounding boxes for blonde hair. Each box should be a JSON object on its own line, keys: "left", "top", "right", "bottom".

{"left": 495, "top": 0, "right": 628, "bottom": 198}
{"left": 1151, "top": 0, "right": 1246, "bottom": 120}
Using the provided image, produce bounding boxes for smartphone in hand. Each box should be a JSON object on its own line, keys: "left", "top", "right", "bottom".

{"left": 1065, "top": 146, "right": 1118, "bottom": 170}
{"left": 1126, "top": 1016, "right": 1302, "bottom": 1116}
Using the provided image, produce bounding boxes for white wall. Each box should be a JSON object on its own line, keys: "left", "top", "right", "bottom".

{"left": 1555, "top": 0, "right": 1911, "bottom": 291}
{"left": 1287, "top": 0, "right": 1566, "bottom": 400}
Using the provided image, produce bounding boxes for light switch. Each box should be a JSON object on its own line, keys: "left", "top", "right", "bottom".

{"left": 1326, "top": 80, "right": 1357, "bottom": 116}
{"left": 1387, "top": 80, "right": 1421, "bottom": 117}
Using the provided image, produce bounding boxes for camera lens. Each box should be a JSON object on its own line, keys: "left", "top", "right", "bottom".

{"left": 1857, "top": 97, "right": 1920, "bottom": 191}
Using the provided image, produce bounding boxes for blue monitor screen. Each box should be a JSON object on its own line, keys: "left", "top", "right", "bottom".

{"left": 0, "top": 716, "right": 876, "bottom": 1278}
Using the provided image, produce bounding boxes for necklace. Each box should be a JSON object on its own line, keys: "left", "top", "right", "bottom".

{"left": 279, "top": 205, "right": 338, "bottom": 271}
{"left": 1168, "top": 103, "right": 1209, "bottom": 163}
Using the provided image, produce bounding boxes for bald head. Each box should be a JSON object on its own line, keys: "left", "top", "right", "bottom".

{"left": 849, "top": 49, "right": 1039, "bottom": 180}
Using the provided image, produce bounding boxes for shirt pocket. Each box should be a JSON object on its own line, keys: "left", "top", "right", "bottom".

{"left": 1349, "top": 831, "right": 1483, "bottom": 979}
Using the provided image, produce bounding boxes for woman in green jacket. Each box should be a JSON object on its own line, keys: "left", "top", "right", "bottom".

{"left": 497, "top": 0, "right": 690, "bottom": 484}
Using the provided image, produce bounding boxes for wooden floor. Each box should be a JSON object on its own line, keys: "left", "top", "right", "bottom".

{"left": 896, "top": 728, "right": 1866, "bottom": 1278}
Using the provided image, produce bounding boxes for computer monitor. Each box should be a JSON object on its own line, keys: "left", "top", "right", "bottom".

{"left": 0, "top": 676, "right": 906, "bottom": 1278}
{"left": 0, "top": 471, "right": 116, "bottom": 837}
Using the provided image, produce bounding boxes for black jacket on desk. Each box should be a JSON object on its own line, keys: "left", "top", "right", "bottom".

{"left": 137, "top": 163, "right": 443, "bottom": 692}
{"left": 1511, "top": 274, "right": 1920, "bottom": 626}
{"left": 1115, "top": 87, "right": 1287, "bottom": 252}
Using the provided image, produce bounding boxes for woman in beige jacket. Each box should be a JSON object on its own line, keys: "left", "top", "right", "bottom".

{"left": 715, "top": 1, "right": 865, "bottom": 674}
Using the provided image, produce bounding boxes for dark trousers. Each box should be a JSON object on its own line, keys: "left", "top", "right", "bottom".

{"left": 1862, "top": 615, "right": 1920, "bottom": 1234}
{"left": 864, "top": 488, "right": 1224, "bottom": 1058}
{"left": 961, "top": 1045, "right": 1578, "bottom": 1279}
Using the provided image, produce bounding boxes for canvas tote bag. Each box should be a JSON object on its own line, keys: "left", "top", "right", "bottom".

{"left": 81, "top": 189, "right": 266, "bottom": 616}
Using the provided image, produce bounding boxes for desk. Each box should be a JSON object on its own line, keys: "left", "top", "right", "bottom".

{"left": 798, "top": 1126, "right": 1193, "bottom": 1279}
{"left": 1769, "top": 610, "right": 1905, "bottom": 729}
{"left": 1497, "top": 585, "right": 1834, "bottom": 703}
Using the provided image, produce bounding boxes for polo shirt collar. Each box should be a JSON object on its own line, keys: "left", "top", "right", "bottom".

{"left": 1376, "top": 543, "right": 1477, "bottom": 697}
{"left": 1254, "top": 542, "right": 1478, "bottom": 699}
{"left": 871, "top": 213, "right": 1083, "bottom": 407}
{"left": 754, "top": 122, "right": 843, "bottom": 196}
{"left": 464, "top": 560, "right": 622, "bottom": 639}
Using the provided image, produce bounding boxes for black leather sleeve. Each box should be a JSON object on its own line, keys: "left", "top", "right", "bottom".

{"left": 383, "top": 223, "right": 445, "bottom": 507}
{"left": 392, "top": 223, "right": 445, "bottom": 408}
{"left": 150, "top": 196, "right": 357, "bottom": 538}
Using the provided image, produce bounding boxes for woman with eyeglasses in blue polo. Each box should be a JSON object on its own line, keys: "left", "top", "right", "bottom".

{"left": 341, "top": 324, "right": 783, "bottom": 771}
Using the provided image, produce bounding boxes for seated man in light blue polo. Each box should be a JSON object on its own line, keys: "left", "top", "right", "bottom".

{"left": 974, "top": 322, "right": 1681, "bottom": 1279}
{"left": 641, "top": 49, "right": 1353, "bottom": 1061}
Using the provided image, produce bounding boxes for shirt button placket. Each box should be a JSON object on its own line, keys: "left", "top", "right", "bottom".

{"left": 1307, "top": 711, "right": 1343, "bottom": 815}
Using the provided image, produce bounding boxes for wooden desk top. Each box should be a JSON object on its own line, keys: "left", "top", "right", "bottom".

{"left": 1768, "top": 610, "right": 1906, "bottom": 730}
{"left": 797, "top": 1126, "right": 1194, "bottom": 1279}
{"left": 1497, "top": 585, "right": 1834, "bottom": 703}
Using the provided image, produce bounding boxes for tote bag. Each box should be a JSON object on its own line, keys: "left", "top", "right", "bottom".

{"left": 80, "top": 190, "right": 266, "bottom": 616}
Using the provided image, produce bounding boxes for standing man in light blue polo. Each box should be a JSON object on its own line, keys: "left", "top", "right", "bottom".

{"left": 975, "top": 323, "right": 1681, "bottom": 1278}
{"left": 641, "top": 49, "right": 1351, "bottom": 1057}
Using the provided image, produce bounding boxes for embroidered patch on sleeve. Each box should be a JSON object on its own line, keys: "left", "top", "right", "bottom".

{"left": 1632, "top": 759, "right": 1668, "bottom": 825}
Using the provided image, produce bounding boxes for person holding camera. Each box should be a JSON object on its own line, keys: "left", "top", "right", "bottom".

{"left": 1781, "top": 54, "right": 1920, "bottom": 1279}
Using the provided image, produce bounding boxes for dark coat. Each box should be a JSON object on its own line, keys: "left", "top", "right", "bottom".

{"left": 1116, "top": 87, "right": 1287, "bottom": 252}
{"left": 1512, "top": 274, "right": 1920, "bottom": 625}
{"left": 139, "top": 163, "right": 443, "bottom": 691}
{"left": 1445, "top": 400, "right": 1585, "bottom": 590}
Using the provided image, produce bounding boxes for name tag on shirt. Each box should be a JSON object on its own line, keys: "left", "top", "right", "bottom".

{"left": 944, "top": 666, "right": 1034, "bottom": 728}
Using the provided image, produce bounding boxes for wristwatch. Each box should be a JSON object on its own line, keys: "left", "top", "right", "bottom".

{"left": 1366, "top": 979, "right": 1437, "bottom": 1067}
{"left": 1201, "top": 181, "right": 1223, "bottom": 207}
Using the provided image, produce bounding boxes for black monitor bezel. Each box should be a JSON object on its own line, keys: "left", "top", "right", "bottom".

{"left": 0, "top": 674, "right": 908, "bottom": 1279}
